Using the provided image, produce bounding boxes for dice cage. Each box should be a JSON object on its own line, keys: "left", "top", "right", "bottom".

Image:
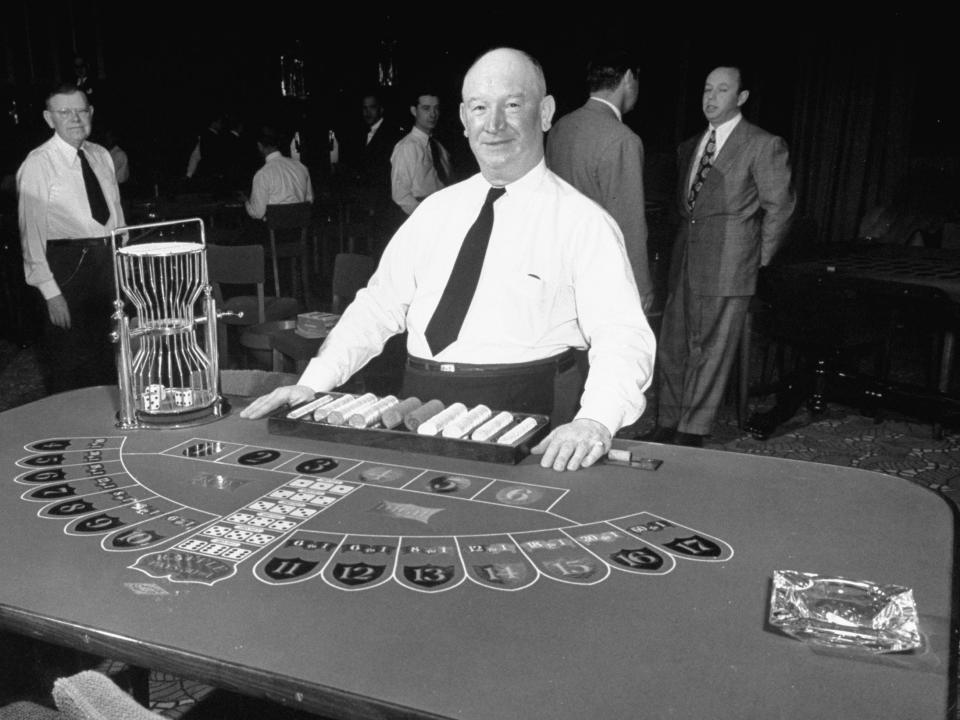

{"left": 110, "top": 219, "right": 229, "bottom": 429}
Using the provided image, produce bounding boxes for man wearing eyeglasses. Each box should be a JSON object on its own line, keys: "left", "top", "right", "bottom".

{"left": 16, "top": 82, "right": 124, "bottom": 394}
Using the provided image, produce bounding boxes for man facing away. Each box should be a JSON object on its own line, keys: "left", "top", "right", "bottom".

{"left": 546, "top": 50, "right": 653, "bottom": 311}
{"left": 390, "top": 89, "right": 452, "bottom": 216}
{"left": 17, "top": 83, "right": 124, "bottom": 394}
{"left": 243, "top": 126, "right": 313, "bottom": 220}
{"left": 643, "top": 65, "right": 795, "bottom": 447}
{"left": 241, "top": 48, "right": 655, "bottom": 473}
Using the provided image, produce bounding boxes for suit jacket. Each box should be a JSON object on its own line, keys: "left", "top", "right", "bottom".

{"left": 545, "top": 99, "right": 651, "bottom": 300}
{"left": 670, "top": 118, "right": 795, "bottom": 296}
{"left": 352, "top": 119, "right": 405, "bottom": 198}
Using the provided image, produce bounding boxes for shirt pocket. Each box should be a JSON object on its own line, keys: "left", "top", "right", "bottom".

{"left": 485, "top": 270, "right": 574, "bottom": 345}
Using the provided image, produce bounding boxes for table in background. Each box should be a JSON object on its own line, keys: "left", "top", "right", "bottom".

{"left": 0, "top": 386, "right": 956, "bottom": 719}
{"left": 262, "top": 325, "right": 322, "bottom": 373}
{"left": 747, "top": 244, "right": 960, "bottom": 438}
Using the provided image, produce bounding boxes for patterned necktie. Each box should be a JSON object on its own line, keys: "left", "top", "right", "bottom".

{"left": 429, "top": 136, "right": 450, "bottom": 186}
{"left": 79, "top": 148, "right": 110, "bottom": 225}
{"left": 424, "top": 186, "right": 506, "bottom": 355}
{"left": 687, "top": 128, "right": 716, "bottom": 211}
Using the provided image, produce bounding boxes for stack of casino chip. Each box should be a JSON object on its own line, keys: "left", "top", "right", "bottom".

{"left": 313, "top": 393, "right": 355, "bottom": 421}
{"left": 381, "top": 397, "right": 422, "bottom": 429}
{"left": 441, "top": 404, "right": 492, "bottom": 438}
{"left": 470, "top": 410, "right": 514, "bottom": 441}
{"left": 403, "top": 399, "right": 445, "bottom": 431}
{"left": 416, "top": 403, "right": 468, "bottom": 436}
{"left": 285, "top": 391, "right": 543, "bottom": 446}
{"left": 327, "top": 393, "right": 378, "bottom": 425}
{"left": 286, "top": 394, "right": 334, "bottom": 420}
{"left": 495, "top": 416, "right": 538, "bottom": 445}
{"left": 348, "top": 395, "right": 399, "bottom": 428}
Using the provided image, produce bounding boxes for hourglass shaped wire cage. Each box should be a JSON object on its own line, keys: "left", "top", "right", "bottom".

{"left": 110, "top": 218, "right": 230, "bottom": 428}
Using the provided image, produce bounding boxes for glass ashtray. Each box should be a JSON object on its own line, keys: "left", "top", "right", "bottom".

{"left": 769, "top": 570, "right": 920, "bottom": 653}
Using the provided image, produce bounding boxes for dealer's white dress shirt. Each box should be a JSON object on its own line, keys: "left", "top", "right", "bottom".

{"left": 300, "top": 160, "right": 655, "bottom": 435}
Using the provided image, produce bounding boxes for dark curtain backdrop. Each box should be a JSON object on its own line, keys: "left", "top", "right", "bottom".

{"left": 3, "top": 8, "right": 957, "bottom": 248}
{"left": 790, "top": 41, "right": 916, "bottom": 244}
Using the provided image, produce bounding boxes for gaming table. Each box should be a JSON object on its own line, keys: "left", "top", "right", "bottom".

{"left": 1, "top": 386, "right": 957, "bottom": 719}
{"left": 747, "top": 244, "right": 960, "bottom": 438}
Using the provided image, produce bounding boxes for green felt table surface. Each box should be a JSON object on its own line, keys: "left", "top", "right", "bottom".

{"left": 0, "top": 386, "right": 955, "bottom": 719}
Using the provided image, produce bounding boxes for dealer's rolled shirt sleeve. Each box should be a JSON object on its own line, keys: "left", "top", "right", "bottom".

{"left": 298, "top": 162, "right": 655, "bottom": 435}
{"left": 17, "top": 156, "right": 59, "bottom": 299}
{"left": 570, "top": 211, "right": 655, "bottom": 434}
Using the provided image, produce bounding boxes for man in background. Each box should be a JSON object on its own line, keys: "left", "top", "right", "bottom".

{"left": 243, "top": 126, "right": 313, "bottom": 220}
{"left": 185, "top": 113, "right": 226, "bottom": 190}
{"left": 17, "top": 83, "right": 124, "bottom": 393}
{"left": 546, "top": 50, "right": 653, "bottom": 311}
{"left": 390, "top": 89, "right": 452, "bottom": 216}
{"left": 644, "top": 65, "right": 795, "bottom": 447}
{"left": 356, "top": 91, "right": 404, "bottom": 197}
{"left": 72, "top": 56, "right": 96, "bottom": 100}
{"left": 347, "top": 91, "right": 405, "bottom": 253}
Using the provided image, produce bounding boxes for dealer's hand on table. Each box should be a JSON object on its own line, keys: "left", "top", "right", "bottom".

{"left": 239, "top": 385, "right": 315, "bottom": 419}
{"left": 532, "top": 418, "right": 612, "bottom": 472}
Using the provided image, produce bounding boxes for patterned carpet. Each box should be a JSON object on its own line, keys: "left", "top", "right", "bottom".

{"left": 1, "top": 335, "right": 958, "bottom": 718}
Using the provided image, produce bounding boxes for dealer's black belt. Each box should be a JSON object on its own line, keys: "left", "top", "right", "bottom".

{"left": 406, "top": 349, "right": 575, "bottom": 377}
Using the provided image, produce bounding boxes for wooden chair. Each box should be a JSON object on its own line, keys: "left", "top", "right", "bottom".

{"left": 206, "top": 244, "right": 299, "bottom": 368}
{"left": 331, "top": 253, "right": 406, "bottom": 394}
{"left": 330, "top": 252, "right": 376, "bottom": 313}
{"left": 265, "top": 202, "right": 313, "bottom": 307}
{"left": 261, "top": 252, "right": 404, "bottom": 393}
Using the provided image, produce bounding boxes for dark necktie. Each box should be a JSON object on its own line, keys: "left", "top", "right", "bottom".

{"left": 424, "top": 186, "right": 506, "bottom": 355}
{"left": 79, "top": 148, "right": 110, "bottom": 225}
{"left": 429, "top": 136, "right": 450, "bottom": 186}
{"left": 687, "top": 128, "right": 716, "bottom": 211}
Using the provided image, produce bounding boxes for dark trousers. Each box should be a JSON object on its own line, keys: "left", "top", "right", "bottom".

{"left": 37, "top": 242, "right": 117, "bottom": 395}
{"left": 401, "top": 351, "right": 583, "bottom": 428}
{"left": 655, "top": 274, "right": 750, "bottom": 436}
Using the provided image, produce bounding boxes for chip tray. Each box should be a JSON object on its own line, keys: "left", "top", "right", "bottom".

{"left": 267, "top": 392, "right": 551, "bottom": 464}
